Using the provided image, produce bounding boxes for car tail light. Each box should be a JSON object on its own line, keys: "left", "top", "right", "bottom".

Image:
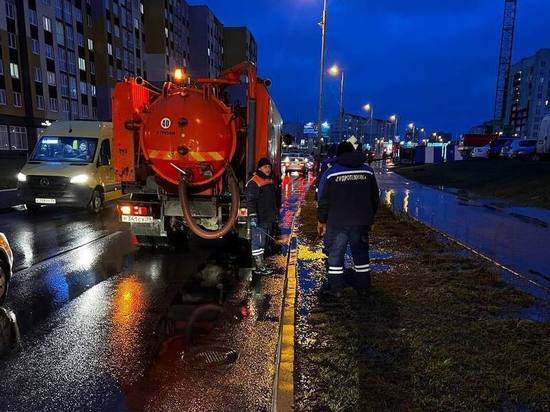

{"left": 119, "top": 205, "right": 150, "bottom": 216}
{"left": 238, "top": 208, "right": 248, "bottom": 217}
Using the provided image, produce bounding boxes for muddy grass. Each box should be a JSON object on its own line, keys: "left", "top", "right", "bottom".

{"left": 294, "top": 189, "right": 550, "bottom": 411}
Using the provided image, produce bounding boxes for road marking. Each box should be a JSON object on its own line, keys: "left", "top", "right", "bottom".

{"left": 0, "top": 188, "right": 17, "bottom": 193}
{"left": 273, "top": 206, "right": 301, "bottom": 412}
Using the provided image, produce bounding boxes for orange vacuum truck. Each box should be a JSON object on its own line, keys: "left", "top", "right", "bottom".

{"left": 112, "top": 63, "right": 282, "bottom": 246}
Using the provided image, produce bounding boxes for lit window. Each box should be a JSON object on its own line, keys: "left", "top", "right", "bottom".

{"left": 9, "top": 63, "right": 19, "bottom": 79}
{"left": 88, "top": 38, "right": 94, "bottom": 51}
{"left": 47, "top": 71, "right": 56, "bottom": 85}
{"left": 107, "top": 43, "right": 113, "bottom": 55}
{"left": 78, "top": 57, "right": 86, "bottom": 71}
{"left": 43, "top": 16, "right": 52, "bottom": 32}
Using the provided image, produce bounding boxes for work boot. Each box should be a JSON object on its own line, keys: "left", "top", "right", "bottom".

{"left": 353, "top": 271, "right": 372, "bottom": 297}
{"left": 253, "top": 255, "right": 273, "bottom": 276}
{"left": 320, "top": 275, "right": 346, "bottom": 300}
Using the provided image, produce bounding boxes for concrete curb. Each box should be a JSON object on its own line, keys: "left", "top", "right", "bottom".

{"left": 272, "top": 207, "right": 301, "bottom": 412}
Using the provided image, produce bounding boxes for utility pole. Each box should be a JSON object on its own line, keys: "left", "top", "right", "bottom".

{"left": 316, "top": 0, "right": 328, "bottom": 149}
{"left": 494, "top": 0, "right": 517, "bottom": 124}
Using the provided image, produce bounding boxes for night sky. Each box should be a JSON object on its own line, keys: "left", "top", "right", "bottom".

{"left": 195, "top": 0, "right": 550, "bottom": 136}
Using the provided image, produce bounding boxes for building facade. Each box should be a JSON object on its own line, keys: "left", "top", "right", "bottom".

{"left": 91, "top": 0, "right": 146, "bottom": 121}
{"left": 188, "top": 5, "right": 223, "bottom": 79}
{"left": 0, "top": 0, "right": 255, "bottom": 158}
{"left": 223, "top": 26, "right": 256, "bottom": 70}
{"left": 329, "top": 113, "right": 394, "bottom": 145}
{"left": 505, "top": 49, "right": 550, "bottom": 139}
{"left": 142, "top": 0, "right": 190, "bottom": 84}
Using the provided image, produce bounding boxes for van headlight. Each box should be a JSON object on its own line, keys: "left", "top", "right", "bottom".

{"left": 17, "top": 172, "right": 27, "bottom": 182}
{"left": 70, "top": 174, "right": 89, "bottom": 184}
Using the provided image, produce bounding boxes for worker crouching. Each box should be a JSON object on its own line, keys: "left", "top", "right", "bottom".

{"left": 317, "top": 142, "right": 380, "bottom": 297}
{"left": 246, "top": 158, "right": 278, "bottom": 275}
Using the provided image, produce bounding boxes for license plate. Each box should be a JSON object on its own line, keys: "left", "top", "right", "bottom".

{"left": 35, "top": 198, "right": 56, "bottom": 204}
{"left": 121, "top": 215, "right": 154, "bottom": 223}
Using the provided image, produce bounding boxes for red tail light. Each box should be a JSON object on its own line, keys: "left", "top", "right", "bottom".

{"left": 119, "top": 205, "right": 150, "bottom": 216}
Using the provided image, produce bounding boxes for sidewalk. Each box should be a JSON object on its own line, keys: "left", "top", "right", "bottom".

{"left": 293, "top": 189, "right": 550, "bottom": 411}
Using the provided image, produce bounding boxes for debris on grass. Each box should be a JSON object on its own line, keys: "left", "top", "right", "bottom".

{"left": 294, "top": 189, "right": 550, "bottom": 411}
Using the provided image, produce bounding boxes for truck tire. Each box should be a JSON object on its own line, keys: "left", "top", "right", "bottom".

{"left": 88, "top": 189, "right": 103, "bottom": 214}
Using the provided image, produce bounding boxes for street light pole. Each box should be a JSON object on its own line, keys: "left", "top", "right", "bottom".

{"left": 317, "top": 0, "right": 328, "bottom": 148}
{"left": 339, "top": 70, "right": 345, "bottom": 141}
{"left": 363, "top": 104, "right": 374, "bottom": 145}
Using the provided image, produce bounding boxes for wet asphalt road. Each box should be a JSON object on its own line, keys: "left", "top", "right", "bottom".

{"left": 0, "top": 205, "right": 217, "bottom": 411}
{"left": 0, "top": 176, "right": 309, "bottom": 411}
{"left": 377, "top": 166, "right": 550, "bottom": 299}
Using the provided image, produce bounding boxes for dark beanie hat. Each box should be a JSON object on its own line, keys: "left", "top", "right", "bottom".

{"left": 257, "top": 157, "right": 272, "bottom": 169}
{"left": 337, "top": 141, "right": 355, "bottom": 156}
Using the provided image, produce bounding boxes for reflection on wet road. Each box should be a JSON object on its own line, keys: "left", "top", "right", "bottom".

{"left": 378, "top": 167, "right": 550, "bottom": 299}
{"left": 0, "top": 176, "right": 311, "bottom": 411}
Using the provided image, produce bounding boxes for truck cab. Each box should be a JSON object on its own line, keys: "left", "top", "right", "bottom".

{"left": 17, "top": 121, "right": 122, "bottom": 213}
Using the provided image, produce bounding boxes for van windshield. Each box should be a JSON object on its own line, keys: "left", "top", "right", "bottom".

{"left": 31, "top": 136, "right": 98, "bottom": 163}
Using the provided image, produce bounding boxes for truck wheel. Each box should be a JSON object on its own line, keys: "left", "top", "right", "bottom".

{"left": 88, "top": 189, "right": 103, "bottom": 214}
{"left": 0, "top": 263, "right": 8, "bottom": 305}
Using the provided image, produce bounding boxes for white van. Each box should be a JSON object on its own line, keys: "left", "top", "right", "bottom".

{"left": 17, "top": 121, "right": 122, "bottom": 213}
{"left": 535, "top": 115, "right": 550, "bottom": 160}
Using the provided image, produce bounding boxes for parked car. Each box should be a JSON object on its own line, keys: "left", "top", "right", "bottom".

{"left": 0, "top": 233, "right": 14, "bottom": 305}
{"left": 471, "top": 144, "right": 491, "bottom": 158}
{"left": 281, "top": 152, "right": 307, "bottom": 176}
{"left": 489, "top": 138, "right": 519, "bottom": 158}
{"left": 535, "top": 115, "right": 550, "bottom": 160}
{"left": 502, "top": 139, "right": 538, "bottom": 159}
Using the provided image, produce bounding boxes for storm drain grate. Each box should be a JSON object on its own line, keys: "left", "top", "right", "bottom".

{"left": 182, "top": 345, "right": 239, "bottom": 371}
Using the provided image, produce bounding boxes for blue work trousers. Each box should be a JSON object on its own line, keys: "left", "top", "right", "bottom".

{"left": 324, "top": 225, "right": 370, "bottom": 275}
{"left": 251, "top": 223, "right": 271, "bottom": 258}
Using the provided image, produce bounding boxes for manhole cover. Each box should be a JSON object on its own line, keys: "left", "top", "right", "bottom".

{"left": 183, "top": 345, "right": 239, "bottom": 371}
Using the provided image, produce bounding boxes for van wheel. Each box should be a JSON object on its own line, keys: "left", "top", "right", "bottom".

{"left": 533, "top": 154, "right": 540, "bottom": 161}
{"left": 25, "top": 204, "right": 40, "bottom": 214}
{"left": 88, "top": 189, "right": 103, "bottom": 214}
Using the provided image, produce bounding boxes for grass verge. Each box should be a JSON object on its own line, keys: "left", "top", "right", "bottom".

{"left": 295, "top": 189, "right": 550, "bottom": 411}
{"left": 394, "top": 159, "right": 550, "bottom": 209}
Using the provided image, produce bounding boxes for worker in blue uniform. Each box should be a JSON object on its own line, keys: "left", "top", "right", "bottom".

{"left": 317, "top": 141, "right": 380, "bottom": 296}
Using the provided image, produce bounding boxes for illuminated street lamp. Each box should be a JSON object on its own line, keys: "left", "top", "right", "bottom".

{"left": 328, "top": 64, "right": 345, "bottom": 140}
{"left": 408, "top": 122, "right": 416, "bottom": 141}
{"left": 389, "top": 114, "right": 399, "bottom": 139}
{"left": 363, "top": 103, "right": 374, "bottom": 144}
